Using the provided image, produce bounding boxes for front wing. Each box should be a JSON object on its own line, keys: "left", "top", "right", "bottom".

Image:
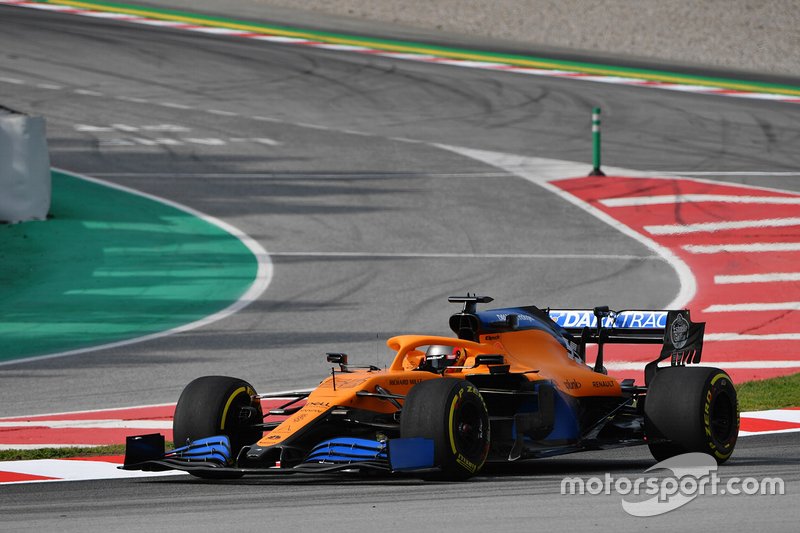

{"left": 120, "top": 433, "right": 438, "bottom": 478}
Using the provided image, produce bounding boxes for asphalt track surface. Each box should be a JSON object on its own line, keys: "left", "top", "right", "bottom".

{"left": 1, "top": 4, "right": 799, "bottom": 530}
{"left": 0, "top": 433, "right": 797, "bottom": 532}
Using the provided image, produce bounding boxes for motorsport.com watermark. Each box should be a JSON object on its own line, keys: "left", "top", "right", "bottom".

{"left": 560, "top": 453, "right": 785, "bottom": 517}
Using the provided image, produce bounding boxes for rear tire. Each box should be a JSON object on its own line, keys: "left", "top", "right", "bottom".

{"left": 401, "top": 378, "right": 490, "bottom": 480}
{"left": 173, "top": 376, "right": 263, "bottom": 460}
{"left": 645, "top": 367, "right": 739, "bottom": 464}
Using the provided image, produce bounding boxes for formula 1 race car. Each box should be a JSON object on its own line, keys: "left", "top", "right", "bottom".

{"left": 122, "top": 295, "right": 739, "bottom": 480}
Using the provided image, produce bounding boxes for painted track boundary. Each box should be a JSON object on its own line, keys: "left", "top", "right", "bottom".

{"left": 0, "top": 168, "right": 273, "bottom": 366}
{"left": 0, "top": 403, "right": 796, "bottom": 484}
{"left": 1, "top": 0, "right": 799, "bottom": 104}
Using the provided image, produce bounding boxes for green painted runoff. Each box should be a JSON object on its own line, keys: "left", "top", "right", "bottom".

{"left": 0, "top": 170, "right": 258, "bottom": 362}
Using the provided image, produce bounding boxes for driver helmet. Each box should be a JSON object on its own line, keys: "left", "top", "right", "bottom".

{"left": 424, "top": 345, "right": 461, "bottom": 372}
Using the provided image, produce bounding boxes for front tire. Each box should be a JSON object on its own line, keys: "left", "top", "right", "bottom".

{"left": 645, "top": 367, "right": 739, "bottom": 464}
{"left": 401, "top": 378, "right": 490, "bottom": 480}
{"left": 173, "top": 376, "right": 263, "bottom": 459}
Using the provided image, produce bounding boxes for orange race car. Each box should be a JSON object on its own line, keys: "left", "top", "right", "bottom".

{"left": 122, "top": 295, "right": 740, "bottom": 480}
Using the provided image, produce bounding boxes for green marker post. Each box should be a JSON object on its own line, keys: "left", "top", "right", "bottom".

{"left": 589, "top": 107, "right": 605, "bottom": 176}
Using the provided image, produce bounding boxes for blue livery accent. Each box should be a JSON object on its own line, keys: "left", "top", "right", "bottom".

{"left": 387, "top": 438, "right": 435, "bottom": 471}
{"left": 549, "top": 310, "right": 668, "bottom": 330}
{"left": 167, "top": 435, "right": 232, "bottom": 466}
{"left": 477, "top": 307, "right": 574, "bottom": 353}
{"left": 546, "top": 389, "right": 581, "bottom": 441}
{"left": 304, "top": 437, "right": 388, "bottom": 464}
{"left": 476, "top": 307, "right": 570, "bottom": 347}
{"left": 513, "top": 384, "right": 580, "bottom": 442}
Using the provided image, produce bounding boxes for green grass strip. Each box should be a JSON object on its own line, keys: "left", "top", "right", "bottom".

{"left": 30, "top": 0, "right": 800, "bottom": 97}
{"left": 0, "top": 170, "right": 258, "bottom": 363}
{"left": 736, "top": 372, "right": 800, "bottom": 412}
{"left": 0, "top": 442, "right": 172, "bottom": 461}
{"left": 0, "top": 444, "right": 126, "bottom": 461}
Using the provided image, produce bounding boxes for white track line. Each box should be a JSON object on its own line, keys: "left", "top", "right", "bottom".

{"left": 269, "top": 251, "right": 657, "bottom": 260}
{"left": 715, "top": 272, "right": 800, "bottom": 284}
{"left": 249, "top": 35, "right": 312, "bottom": 43}
{"left": 705, "top": 333, "right": 800, "bottom": 341}
{"left": 1, "top": 9, "right": 794, "bottom": 368}
{"left": 12, "top": 2, "right": 73, "bottom": 11}
{"left": 0, "top": 402, "right": 176, "bottom": 421}
{"left": 86, "top": 172, "right": 512, "bottom": 179}
{"left": 313, "top": 44, "right": 372, "bottom": 52}
{"left": 133, "top": 19, "right": 191, "bottom": 28}
{"left": 0, "top": 420, "right": 172, "bottom": 429}
{"left": 0, "top": 168, "right": 273, "bottom": 367}
{"left": 0, "top": 389, "right": 313, "bottom": 421}
{"left": 658, "top": 171, "right": 800, "bottom": 176}
{"left": 704, "top": 302, "right": 800, "bottom": 312}
{"left": 646, "top": 217, "right": 800, "bottom": 235}
{"left": 739, "top": 428, "right": 800, "bottom": 437}
{"left": 0, "top": 459, "right": 185, "bottom": 483}
{"left": 435, "top": 145, "right": 696, "bottom": 309}
{"left": 0, "top": 444, "right": 104, "bottom": 451}
{"left": 206, "top": 109, "right": 238, "bottom": 116}
{"left": 188, "top": 27, "right": 250, "bottom": 35}
{"left": 684, "top": 242, "right": 800, "bottom": 254}
{"left": 601, "top": 194, "right": 800, "bottom": 207}
{"left": 79, "top": 11, "right": 138, "bottom": 20}
{"left": 2, "top": 0, "right": 800, "bottom": 106}
{"left": 159, "top": 102, "right": 192, "bottom": 109}
{"left": 741, "top": 410, "right": 800, "bottom": 423}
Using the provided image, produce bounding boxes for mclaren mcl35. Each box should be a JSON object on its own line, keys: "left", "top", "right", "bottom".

{"left": 122, "top": 295, "right": 739, "bottom": 480}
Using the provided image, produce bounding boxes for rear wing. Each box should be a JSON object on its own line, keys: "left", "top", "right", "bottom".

{"left": 547, "top": 307, "right": 705, "bottom": 384}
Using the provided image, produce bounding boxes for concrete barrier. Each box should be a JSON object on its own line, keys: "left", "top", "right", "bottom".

{"left": 0, "top": 107, "right": 51, "bottom": 223}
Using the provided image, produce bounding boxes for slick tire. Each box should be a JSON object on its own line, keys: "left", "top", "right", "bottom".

{"left": 173, "top": 376, "right": 263, "bottom": 460}
{"left": 644, "top": 367, "right": 739, "bottom": 464}
{"left": 401, "top": 378, "right": 490, "bottom": 480}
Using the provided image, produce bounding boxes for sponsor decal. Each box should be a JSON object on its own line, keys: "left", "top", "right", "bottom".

{"left": 592, "top": 379, "right": 616, "bottom": 388}
{"left": 331, "top": 377, "right": 367, "bottom": 389}
{"left": 670, "top": 314, "right": 690, "bottom": 349}
{"left": 388, "top": 378, "right": 423, "bottom": 386}
{"left": 566, "top": 340, "right": 581, "bottom": 362}
{"left": 456, "top": 453, "right": 478, "bottom": 473}
{"left": 704, "top": 390, "right": 713, "bottom": 439}
{"left": 563, "top": 378, "right": 582, "bottom": 390}
{"left": 549, "top": 310, "right": 668, "bottom": 329}
{"left": 495, "top": 313, "right": 537, "bottom": 324}
{"left": 302, "top": 401, "right": 331, "bottom": 414}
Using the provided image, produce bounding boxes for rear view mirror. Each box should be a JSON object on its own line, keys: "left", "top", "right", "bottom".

{"left": 326, "top": 353, "right": 348, "bottom": 365}
{"left": 475, "top": 354, "right": 505, "bottom": 366}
